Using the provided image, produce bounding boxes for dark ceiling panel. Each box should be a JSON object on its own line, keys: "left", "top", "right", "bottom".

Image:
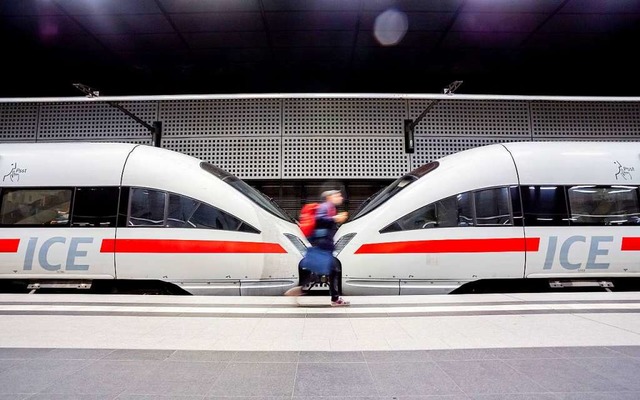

{"left": 192, "top": 48, "right": 271, "bottom": 63}
{"left": 115, "top": 50, "right": 190, "bottom": 66}
{"left": 171, "top": 12, "right": 264, "bottom": 32}
{"left": 360, "top": 11, "right": 455, "bottom": 31}
{"left": 4, "top": 15, "right": 86, "bottom": 37}
{"left": 55, "top": 0, "right": 161, "bottom": 15}
{"left": 541, "top": 14, "right": 639, "bottom": 33}
{"left": 462, "top": 0, "right": 563, "bottom": 13}
{"left": 1, "top": 0, "right": 640, "bottom": 95}
{"left": 525, "top": 32, "right": 610, "bottom": 50}
{"left": 73, "top": 14, "right": 174, "bottom": 35}
{"left": 33, "top": 33, "right": 105, "bottom": 54}
{"left": 0, "top": 0, "right": 63, "bottom": 16}
{"left": 363, "top": 0, "right": 463, "bottom": 12}
{"left": 271, "top": 30, "right": 355, "bottom": 47}
{"left": 436, "top": 48, "right": 512, "bottom": 73}
{"left": 452, "top": 12, "right": 548, "bottom": 32}
{"left": 441, "top": 31, "right": 527, "bottom": 49}
{"left": 356, "top": 30, "right": 440, "bottom": 48}
{"left": 274, "top": 46, "right": 352, "bottom": 61}
{"left": 262, "top": 0, "right": 360, "bottom": 11}
{"left": 353, "top": 47, "right": 431, "bottom": 69}
{"left": 184, "top": 32, "right": 269, "bottom": 48}
{"left": 98, "top": 33, "right": 186, "bottom": 52}
{"left": 158, "top": 0, "right": 260, "bottom": 13}
{"left": 266, "top": 11, "right": 359, "bottom": 31}
{"left": 561, "top": 0, "right": 640, "bottom": 13}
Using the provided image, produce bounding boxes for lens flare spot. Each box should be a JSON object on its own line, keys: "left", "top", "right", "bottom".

{"left": 373, "top": 9, "right": 408, "bottom": 46}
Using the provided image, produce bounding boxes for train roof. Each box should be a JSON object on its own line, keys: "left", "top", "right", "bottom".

{"left": 0, "top": 142, "right": 142, "bottom": 186}
{"left": 499, "top": 141, "right": 640, "bottom": 185}
{"left": 501, "top": 140, "right": 638, "bottom": 156}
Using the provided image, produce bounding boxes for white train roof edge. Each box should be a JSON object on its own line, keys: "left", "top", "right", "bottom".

{"left": 502, "top": 141, "right": 640, "bottom": 185}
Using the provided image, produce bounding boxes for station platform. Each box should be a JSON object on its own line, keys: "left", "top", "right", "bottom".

{"left": 1, "top": 291, "right": 640, "bottom": 399}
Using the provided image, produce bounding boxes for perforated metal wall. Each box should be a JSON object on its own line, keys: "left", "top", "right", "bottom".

{"left": 531, "top": 102, "right": 640, "bottom": 139}
{"left": 160, "top": 100, "right": 281, "bottom": 136}
{"left": 0, "top": 103, "right": 38, "bottom": 141}
{"left": 281, "top": 99, "right": 407, "bottom": 178}
{"left": 283, "top": 99, "right": 405, "bottom": 136}
{"left": 38, "top": 102, "right": 157, "bottom": 140}
{"left": 1, "top": 96, "right": 639, "bottom": 180}
{"left": 283, "top": 137, "right": 408, "bottom": 179}
{"left": 163, "top": 137, "right": 280, "bottom": 179}
{"left": 409, "top": 100, "right": 531, "bottom": 137}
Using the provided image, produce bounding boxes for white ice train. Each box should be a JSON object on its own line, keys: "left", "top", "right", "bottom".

{"left": 0, "top": 143, "right": 308, "bottom": 295}
{"left": 334, "top": 141, "right": 640, "bottom": 295}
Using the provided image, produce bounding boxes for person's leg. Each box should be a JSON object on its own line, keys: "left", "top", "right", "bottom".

{"left": 329, "top": 258, "right": 340, "bottom": 302}
{"left": 329, "top": 257, "right": 349, "bottom": 306}
{"left": 284, "top": 262, "right": 310, "bottom": 296}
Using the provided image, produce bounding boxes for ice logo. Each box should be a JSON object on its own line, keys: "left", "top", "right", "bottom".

{"left": 614, "top": 161, "right": 634, "bottom": 180}
{"left": 2, "top": 163, "right": 27, "bottom": 182}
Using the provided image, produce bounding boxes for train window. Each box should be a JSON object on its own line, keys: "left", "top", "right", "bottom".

{"left": 457, "top": 192, "right": 474, "bottom": 227}
{"left": 520, "top": 186, "right": 570, "bottom": 226}
{"left": 188, "top": 202, "right": 259, "bottom": 233}
{"left": 200, "top": 162, "right": 295, "bottom": 223}
{"left": 510, "top": 186, "right": 524, "bottom": 227}
{"left": 71, "top": 187, "right": 119, "bottom": 227}
{"left": 117, "top": 187, "right": 130, "bottom": 227}
{"left": 167, "top": 194, "right": 199, "bottom": 228}
{"left": 568, "top": 185, "right": 640, "bottom": 226}
{"left": 380, "top": 191, "right": 474, "bottom": 233}
{"left": 0, "top": 188, "right": 72, "bottom": 226}
{"left": 352, "top": 162, "right": 440, "bottom": 220}
{"left": 129, "top": 188, "right": 166, "bottom": 226}
{"left": 475, "top": 187, "right": 512, "bottom": 226}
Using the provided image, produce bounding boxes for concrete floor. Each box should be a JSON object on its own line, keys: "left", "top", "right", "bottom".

{"left": 1, "top": 292, "right": 640, "bottom": 399}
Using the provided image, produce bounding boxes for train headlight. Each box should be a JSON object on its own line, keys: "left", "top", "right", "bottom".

{"left": 334, "top": 233, "right": 357, "bottom": 257}
{"left": 284, "top": 233, "right": 308, "bottom": 256}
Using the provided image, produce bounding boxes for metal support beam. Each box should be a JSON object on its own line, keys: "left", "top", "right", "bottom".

{"left": 73, "top": 83, "right": 162, "bottom": 146}
{"left": 404, "top": 80, "right": 463, "bottom": 153}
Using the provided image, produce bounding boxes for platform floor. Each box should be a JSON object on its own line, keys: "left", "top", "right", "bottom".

{"left": 1, "top": 292, "right": 640, "bottom": 399}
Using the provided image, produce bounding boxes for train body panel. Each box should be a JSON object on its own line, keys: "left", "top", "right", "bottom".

{"left": 1, "top": 228, "right": 116, "bottom": 280}
{"left": 336, "top": 141, "right": 640, "bottom": 294}
{"left": 523, "top": 226, "right": 640, "bottom": 278}
{"left": 0, "top": 143, "right": 306, "bottom": 295}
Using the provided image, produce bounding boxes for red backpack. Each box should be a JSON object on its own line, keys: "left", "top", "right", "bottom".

{"left": 299, "top": 203, "right": 319, "bottom": 238}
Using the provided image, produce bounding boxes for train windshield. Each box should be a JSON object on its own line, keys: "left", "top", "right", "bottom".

{"left": 351, "top": 161, "right": 439, "bottom": 220}
{"left": 200, "top": 162, "right": 295, "bottom": 223}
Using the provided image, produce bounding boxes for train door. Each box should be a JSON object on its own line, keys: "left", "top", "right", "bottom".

{"left": 0, "top": 187, "right": 118, "bottom": 280}
{"left": 523, "top": 185, "right": 640, "bottom": 279}
{"left": 113, "top": 188, "right": 268, "bottom": 295}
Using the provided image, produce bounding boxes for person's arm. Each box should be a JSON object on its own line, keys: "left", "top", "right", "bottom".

{"left": 315, "top": 203, "right": 335, "bottom": 224}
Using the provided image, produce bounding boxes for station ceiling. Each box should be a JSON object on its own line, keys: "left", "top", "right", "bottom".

{"left": 1, "top": 0, "right": 640, "bottom": 97}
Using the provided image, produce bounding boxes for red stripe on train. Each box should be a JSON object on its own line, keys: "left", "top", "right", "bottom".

{"left": 0, "top": 239, "right": 20, "bottom": 252}
{"left": 355, "top": 237, "right": 541, "bottom": 254}
{"left": 100, "top": 239, "right": 287, "bottom": 254}
{"left": 621, "top": 237, "right": 640, "bottom": 251}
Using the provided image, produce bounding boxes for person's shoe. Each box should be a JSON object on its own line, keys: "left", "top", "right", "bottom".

{"left": 284, "top": 286, "right": 304, "bottom": 296}
{"left": 331, "top": 297, "right": 350, "bottom": 307}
